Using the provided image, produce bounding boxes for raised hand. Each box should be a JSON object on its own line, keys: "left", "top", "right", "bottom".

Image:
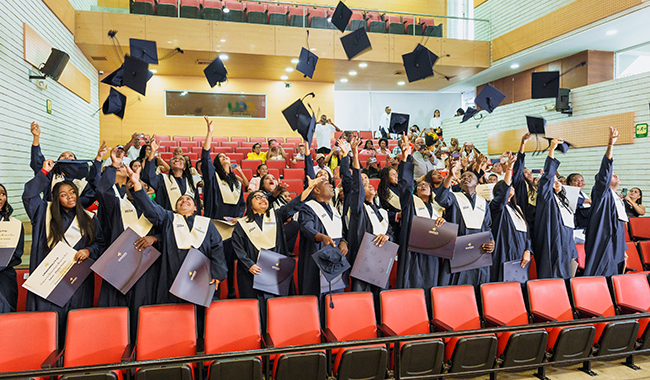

{"left": 42, "top": 159, "right": 55, "bottom": 172}
{"left": 307, "top": 176, "right": 326, "bottom": 189}
{"left": 149, "top": 138, "right": 159, "bottom": 157}
{"left": 96, "top": 140, "right": 108, "bottom": 161}
{"left": 125, "top": 164, "right": 141, "bottom": 186}
{"left": 521, "top": 132, "right": 532, "bottom": 145}
{"left": 350, "top": 137, "right": 361, "bottom": 153}
{"left": 337, "top": 138, "right": 349, "bottom": 156}
{"left": 505, "top": 151, "right": 517, "bottom": 170}
{"left": 609, "top": 126, "right": 619, "bottom": 146}
{"left": 110, "top": 146, "right": 123, "bottom": 167}
{"left": 30, "top": 122, "right": 41, "bottom": 136}
{"left": 204, "top": 115, "right": 214, "bottom": 135}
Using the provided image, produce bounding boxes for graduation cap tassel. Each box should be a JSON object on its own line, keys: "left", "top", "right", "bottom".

{"left": 159, "top": 47, "right": 184, "bottom": 61}
{"left": 328, "top": 283, "right": 334, "bottom": 309}
{"left": 108, "top": 30, "right": 124, "bottom": 63}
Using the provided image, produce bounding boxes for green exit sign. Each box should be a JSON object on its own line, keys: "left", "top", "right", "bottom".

{"left": 636, "top": 123, "right": 648, "bottom": 138}
{"left": 46, "top": 99, "right": 52, "bottom": 114}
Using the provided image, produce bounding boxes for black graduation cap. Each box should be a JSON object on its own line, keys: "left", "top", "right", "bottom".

{"left": 101, "top": 65, "right": 124, "bottom": 87}
{"left": 340, "top": 28, "right": 372, "bottom": 60}
{"left": 102, "top": 87, "right": 127, "bottom": 119}
{"left": 297, "top": 112, "right": 316, "bottom": 147}
{"left": 129, "top": 38, "right": 159, "bottom": 65}
{"left": 331, "top": 1, "right": 352, "bottom": 32}
{"left": 281, "top": 93, "right": 314, "bottom": 131}
{"left": 531, "top": 71, "right": 560, "bottom": 99}
{"left": 402, "top": 43, "right": 439, "bottom": 83}
{"left": 203, "top": 56, "right": 228, "bottom": 88}
{"left": 312, "top": 245, "right": 350, "bottom": 282}
{"left": 526, "top": 116, "right": 546, "bottom": 134}
{"left": 475, "top": 84, "right": 505, "bottom": 113}
{"left": 389, "top": 113, "right": 409, "bottom": 134}
{"left": 461, "top": 107, "right": 479, "bottom": 123}
{"left": 123, "top": 55, "right": 150, "bottom": 96}
{"left": 296, "top": 47, "right": 319, "bottom": 79}
{"left": 53, "top": 160, "right": 92, "bottom": 180}
{"left": 543, "top": 138, "right": 574, "bottom": 154}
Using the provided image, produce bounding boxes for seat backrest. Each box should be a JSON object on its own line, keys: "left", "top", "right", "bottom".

{"left": 527, "top": 279, "right": 574, "bottom": 321}
{"left": 350, "top": 10, "right": 364, "bottom": 20}
{"left": 625, "top": 223, "right": 631, "bottom": 241}
{"left": 630, "top": 217, "right": 650, "bottom": 240}
{"left": 388, "top": 15, "right": 401, "bottom": 23}
{"left": 136, "top": 304, "right": 196, "bottom": 361}
{"left": 326, "top": 292, "right": 377, "bottom": 341}
{"left": 203, "top": 0, "right": 223, "bottom": 8}
{"left": 419, "top": 17, "right": 434, "bottom": 26}
{"left": 380, "top": 289, "right": 429, "bottom": 335}
{"left": 611, "top": 274, "right": 650, "bottom": 312}
{"left": 225, "top": 1, "right": 243, "bottom": 11}
{"left": 282, "top": 179, "right": 303, "bottom": 194}
{"left": 287, "top": 5, "right": 306, "bottom": 16}
{"left": 64, "top": 307, "right": 129, "bottom": 367}
{"left": 481, "top": 282, "right": 529, "bottom": 326}
{"left": 431, "top": 285, "right": 481, "bottom": 331}
{"left": 249, "top": 137, "right": 266, "bottom": 143}
{"left": 639, "top": 241, "right": 650, "bottom": 266}
{"left": 0, "top": 311, "right": 57, "bottom": 372}
{"left": 205, "top": 299, "right": 262, "bottom": 353}
{"left": 570, "top": 277, "right": 616, "bottom": 317}
{"left": 267, "top": 296, "right": 320, "bottom": 347}
{"left": 174, "top": 136, "right": 191, "bottom": 141}
{"left": 575, "top": 244, "right": 586, "bottom": 269}
{"left": 627, "top": 242, "right": 644, "bottom": 272}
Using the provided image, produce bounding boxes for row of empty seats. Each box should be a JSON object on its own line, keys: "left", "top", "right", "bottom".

{"left": 4, "top": 274, "right": 650, "bottom": 379}
{"left": 130, "top": 0, "right": 443, "bottom": 36}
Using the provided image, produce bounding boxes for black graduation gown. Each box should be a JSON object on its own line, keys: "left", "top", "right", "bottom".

{"left": 22, "top": 170, "right": 105, "bottom": 347}
{"left": 95, "top": 166, "right": 161, "bottom": 340}
{"left": 379, "top": 182, "right": 402, "bottom": 243}
{"left": 575, "top": 192, "right": 591, "bottom": 229}
{"left": 231, "top": 195, "right": 303, "bottom": 300}
{"left": 436, "top": 186, "right": 493, "bottom": 287}
{"left": 489, "top": 183, "right": 532, "bottom": 282}
{"left": 397, "top": 158, "right": 443, "bottom": 290}
{"left": 513, "top": 152, "right": 536, "bottom": 231}
{"left": 583, "top": 156, "right": 627, "bottom": 276}
{"left": 201, "top": 148, "right": 245, "bottom": 220}
{"left": 131, "top": 189, "right": 227, "bottom": 304}
{"left": 142, "top": 156, "right": 202, "bottom": 214}
{"left": 532, "top": 157, "right": 578, "bottom": 279}
{"left": 30, "top": 145, "right": 100, "bottom": 208}
{"left": 0, "top": 215, "right": 24, "bottom": 313}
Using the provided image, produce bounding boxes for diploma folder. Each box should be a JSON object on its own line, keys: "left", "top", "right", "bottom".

{"left": 503, "top": 259, "right": 530, "bottom": 284}
{"left": 350, "top": 232, "right": 399, "bottom": 288}
{"left": 91, "top": 227, "right": 162, "bottom": 294}
{"left": 408, "top": 217, "right": 458, "bottom": 259}
{"left": 449, "top": 232, "right": 492, "bottom": 273}
{"left": 253, "top": 249, "right": 296, "bottom": 296}
{"left": 169, "top": 248, "right": 215, "bottom": 307}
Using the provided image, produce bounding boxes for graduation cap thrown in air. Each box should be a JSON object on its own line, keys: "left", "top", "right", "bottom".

{"left": 312, "top": 244, "right": 350, "bottom": 307}
{"left": 204, "top": 56, "right": 228, "bottom": 88}
{"left": 389, "top": 113, "right": 409, "bottom": 135}
{"left": 102, "top": 87, "right": 127, "bottom": 119}
{"left": 543, "top": 138, "right": 574, "bottom": 154}
{"left": 331, "top": 1, "right": 352, "bottom": 33}
{"left": 296, "top": 47, "right": 319, "bottom": 79}
{"left": 402, "top": 43, "right": 439, "bottom": 83}
{"left": 531, "top": 71, "right": 560, "bottom": 99}
{"left": 123, "top": 55, "right": 150, "bottom": 96}
{"left": 340, "top": 28, "right": 372, "bottom": 60}
{"left": 475, "top": 84, "right": 505, "bottom": 113}
{"left": 282, "top": 93, "right": 316, "bottom": 144}
{"left": 129, "top": 38, "right": 159, "bottom": 65}
{"left": 526, "top": 116, "right": 546, "bottom": 135}
{"left": 101, "top": 65, "right": 124, "bottom": 87}
{"left": 461, "top": 107, "right": 480, "bottom": 123}
{"left": 424, "top": 133, "right": 437, "bottom": 147}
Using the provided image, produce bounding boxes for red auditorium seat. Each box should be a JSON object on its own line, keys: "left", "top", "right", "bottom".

{"left": 131, "top": 0, "right": 155, "bottom": 15}
{"left": 184, "top": 152, "right": 198, "bottom": 161}
{"left": 387, "top": 15, "right": 404, "bottom": 34}
{"left": 63, "top": 307, "right": 130, "bottom": 380}
{"left": 576, "top": 243, "right": 586, "bottom": 270}
{"left": 366, "top": 11, "right": 385, "bottom": 33}
{"left": 268, "top": 137, "right": 285, "bottom": 143}
{"left": 191, "top": 147, "right": 203, "bottom": 155}
{"left": 231, "top": 137, "right": 247, "bottom": 143}
{"left": 160, "top": 140, "right": 177, "bottom": 149}
{"left": 267, "top": 4, "right": 288, "bottom": 25}
{"left": 224, "top": 1, "right": 245, "bottom": 22}
{"left": 282, "top": 179, "right": 303, "bottom": 194}
{"left": 639, "top": 241, "right": 650, "bottom": 267}
{"left": 404, "top": 16, "right": 423, "bottom": 35}
{"left": 180, "top": 0, "right": 200, "bottom": 18}
{"left": 15, "top": 268, "right": 28, "bottom": 312}
{"left": 630, "top": 217, "right": 650, "bottom": 240}
{"left": 249, "top": 137, "right": 266, "bottom": 143}
{"left": 348, "top": 10, "right": 365, "bottom": 30}
{"left": 283, "top": 168, "right": 303, "bottom": 180}
{"left": 421, "top": 17, "right": 443, "bottom": 37}
{"left": 359, "top": 131, "right": 373, "bottom": 139}
{"left": 180, "top": 141, "right": 199, "bottom": 149}
{"left": 173, "top": 136, "right": 191, "bottom": 142}
{"left": 193, "top": 136, "right": 206, "bottom": 143}
{"left": 267, "top": 168, "right": 281, "bottom": 181}
{"left": 241, "top": 159, "right": 262, "bottom": 171}
{"left": 324, "top": 292, "right": 388, "bottom": 380}
{"left": 135, "top": 304, "right": 197, "bottom": 378}
{"left": 626, "top": 242, "right": 645, "bottom": 273}
{"left": 156, "top": 0, "right": 178, "bottom": 17}
{"left": 229, "top": 152, "right": 246, "bottom": 161}
{"left": 160, "top": 152, "right": 173, "bottom": 161}
{"left": 239, "top": 168, "right": 253, "bottom": 181}
{"left": 625, "top": 223, "right": 632, "bottom": 241}
{"left": 212, "top": 136, "right": 230, "bottom": 143}
{"left": 212, "top": 147, "right": 233, "bottom": 154}
{"left": 612, "top": 273, "right": 650, "bottom": 350}
{"left": 309, "top": 7, "right": 329, "bottom": 29}
{"left": 236, "top": 147, "right": 252, "bottom": 154}
{"left": 265, "top": 159, "right": 285, "bottom": 171}
{"left": 202, "top": 0, "right": 223, "bottom": 20}
{"left": 204, "top": 299, "right": 263, "bottom": 380}
{"left": 154, "top": 135, "right": 171, "bottom": 141}
{"left": 286, "top": 137, "right": 302, "bottom": 145}
{"left": 287, "top": 5, "right": 309, "bottom": 27}
{"left": 244, "top": 1, "right": 266, "bottom": 24}
{"left": 221, "top": 141, "right": 239, "bottom": 149}
{"left": 0, "top": 311, "right": 58, "bottom": 374}
{"left": 368, "top": 178, "right": 380, "bottom": 190}
{"left": 266, "top": 296, "right": 327, "bottom": 380}
{"left": 290, "top": 160, "right": 305, "bottom": 169}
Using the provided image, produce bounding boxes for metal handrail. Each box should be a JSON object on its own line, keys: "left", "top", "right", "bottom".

{"left": 2, "top": 311, "right": 648, "bottom": 379}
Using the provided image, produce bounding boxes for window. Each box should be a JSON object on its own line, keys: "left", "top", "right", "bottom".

{"left": 165, "top": 90, "right": 266, "bottom": 118}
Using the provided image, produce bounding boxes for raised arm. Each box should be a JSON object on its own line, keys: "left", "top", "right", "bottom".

{"left": 127, "top": 165, "right": 171, "bottom": 227}
{"left": 537, "top": 139, "right": 562, "bottom": 203}
{"left": 592, "top": 127, "right": 618, "bottom": 200}
{"left": 22, "top": 160, "right": 54, "bottom": 221}
{"left": 142, "top": 139, "right": 161, "bottom": 190}
{"left": 30, "top": 122, "right": 45, "bottom": 175}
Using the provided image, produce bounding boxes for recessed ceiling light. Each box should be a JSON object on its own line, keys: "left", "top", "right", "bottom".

{"left": 149, "top": 69, "right": 157, "bottom": 73}
{"left": 310, "top": 48, "right": 317, "bottom": 51}
{"left": 349, "top": 71, "right": 357, "bottom": 76}
{"left": 510, "top": 63, "right": 520, "bottom": 69}
{"left": 219, "top": 54, "right": 228, "bottom": 60}
{"left": 291, "top": 58, "right": 299, "bottom": 64}
{"left": 606, "top": 30, "right": 617, "bottom": 35}
{"left": 358, "top": 63, "right": 368, "bottom": 68}
{"left": 285, "top": 67, "right": 293, "bottom": 72}
{"left": 340, "top": 78, "right": 348, "bottom": 83}
{"left": 223, "top": 8, "right": 230, "bottom": 13}
{"left": 167, "top": 41, "right": 172, "bottom": 44}
{"left": 220, "top": 39, "right": 226, "bottom": 42}
{"left": 180, "top": 91, "right": 188, "bottom": 96}
{"left": 281, "top": 75, "right": 288, "bottom": 80}
{"left": 397, "top": 81, "right": 405, "bottom": 86}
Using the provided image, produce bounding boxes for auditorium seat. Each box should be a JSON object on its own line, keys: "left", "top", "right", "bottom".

{"left": 244, "top": 1, "right": 266, "bottom": 24}
{"left": 379, "top": 289, "right": 445, "bottom": 377}
{"left": 241, "top": 159, "right": 262, "bottom": 171}
{"left": 240, "top": 168, "right": 253, "bottom": 181}
{"left": 185, "top": 152, "right": 198, "bottom": 161}
{"left": 0, "top": 311, "right": 58, "bottom": 376}
{"left": 287, "top": 6, "right": 308, "bottom": 27}
{"left": 204, "top": 299, "right": 263, "bottom": 380}
{"left": 430, "top": 285, "right": 498, "bottom": 374}
{"left": 348, "top": 10, "right": 365, "bottom": 30}
{"left": 221, "top": 141, "right": 239, "bottom": 149}
{"left": 160, "top": 152, "right": 173, "bottom": 161}
{"left": 266, "top": 296, "right": 327, "bottom": 379}
{"left": 212, "top": 136, "right": 230, "bottom": 143}
{"left": 236, "top": 147, "right": 252, "bottom": 154}
{"left": 612, "top": 274, "right": 650, "bottom": 347}
{"left": 309, "top": 7, "right": 329, "bottom": 29}
{"left": 639, "top": 241, "right": 650, "bottom": 268}
{"left": 286, "top": 137, "right": 302, "bottom": 145}
{"left": 131, "top": 0, "right": 155, "bottom": 15}
{"left": 155, "top": 135, "right": 171, "bottom": 141}
{"left": 180, "top": 0, "right": 200, "bottom": 18}
{"left": 160, "top": 141, "right": 177, "bottom": 150}
{"left": 324, "top": 292, "right": 388, "bottom": 380}
{"left": 265, "top": 159, "right": 285, "bottom": 172}
{"left": 231, "top": 137, "right": 247, "bottom": 143}
{"left": 212, "top": 147, "right": 233, "bottom": 154}
{"left": 62, "top": 307, "right": 130, "bottom": 380}
{"left": 283, "top": 168, "right": 303, "bottom": 180}
{"left": 202, "top": 0, "right": 223, "bottom": 20}
{"left": 387, "top": 15, "right": 405, "bottom": 34}
{"left": 630, "top": 217, "right": 650, "bottom": 240}
{"left": 359, "top": 131, "right": 373, "bottom": 140}
{"left": 625, "top": 223, "right": 632, "bottom": 241}
{"left": 421, "top": 18, "right": 443, "bottom": 37}
{"left": 191, "top": 147, "right": 203, "bottom": 155}
{"left": 626, "top": 242, "right": 645, "bottom": 273}
{"left": 156, "top": 0, "right": 178, "bottom": 17}
{"left": 249, "top": 137, "right": 266, "bottom": 143}
{"left": 174, "top": 136, "right": 191, "bottom": 142}
{"left": 267, "top": 168, "right": 281, "bottom": 181}
{"left": 229, "top": 152, "right": 246, "bottom": 161}
{"left": 368, "top": 178, "right": 380, "bottom": 190}
{"left": 290, "top": 160, "right": 305, "bottom": 169}
{"left": 180, "top": 141, "right": 199, "bottom": 149}
{"left": 404, "top": 16, "right": 424, "bottom": 35}
{"left": 526, "top": 279, "right": 595, "bottom": 366}
{"left": 135, "top": 304, "right": 197, "bottom": 379}
{"left": 224, "top": 1, "right": 245, "bottom": 22}
{"left": 570, "top": 277, "right": 639, "bottom": 360}
{"left": 366, "top": 11, "right": 385, "bottom": 33}
{"left": 282, "top": 179, "right": 303, "bottom": 194}
{"left": 16, "top": 268, "right": 29, "bottom": 312}
{"left": 269, "top": 137, "right": 285, "bottom": 143}
{"left": 576, "top": 243, "right": 586, "bottom": 270}
{"left": 267, "top": 4, "right": 288, "bottom": 25}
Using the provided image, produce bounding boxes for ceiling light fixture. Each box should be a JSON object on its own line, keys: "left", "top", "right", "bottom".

{"left": 606, "top": 30, "right": 618, "bottom": 35}
{"left": 397, "top": 81, "right": 405, "bottom": 86}
{"left": 340, "top": 78, "right": 348, "bottom": 83}
{"left": 219, "top": 54, "right": 229, "bottom": 60}
{"left": 281, "top": 75, "right": 288, "bottom": 80}
{"left": 359, "top": 62, "right": 368, "bottom": 68}
{"left": 149, "top": 69, "right": 157, "bottom": 73}
{"left": 220, "top": 39, "right": 226, "bottom": 42}
{"left": 510, "top": 63, "right": 520, "bottom": 69}
{"left": 349, "top": 71, "right": 357, "bottom": 76}
{"left": 291, "top": 58, "right": 299, "bottom": 64}
{"left": 285, "top": 67, "right": 294, "bottom": 72}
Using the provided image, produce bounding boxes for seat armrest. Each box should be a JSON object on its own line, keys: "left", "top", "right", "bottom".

{"left": 322, "top": 328, "right": 338, "bottom": 343}
{"left": 378, "top": 323, "right": 398, "bottom": 337}
{"left": 483, "top": 314, "right": 507, "bottom": 327}
{"left": 431, "top": 318, "right": 454, "bottom": 332}
{"left": 531, "top": 310, "right": 557, "bottom": 323}
{"left": 121, "top": 344, "right": 134, "bottom": 362}
{"left": 263, "top": 332, "right": 275, "bottom": 348}
{"left": 41, "top": 349, "right": 63, "bottom": 369}
{"left": 575, "top": 306, "right": 603, "bottom": 319}
{"left": 618, "top": 302, "right": 647, "bottom": 314}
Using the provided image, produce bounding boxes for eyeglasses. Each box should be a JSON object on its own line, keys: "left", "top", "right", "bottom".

{"left": 253, "top": 194, "right": 267, "bottom": 201}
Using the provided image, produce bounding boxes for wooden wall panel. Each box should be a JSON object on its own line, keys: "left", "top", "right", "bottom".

{"left": 474, "top": 0, "right": 488, "bottom": 8}
{"left": 75, "top": 11, "right": 104, "bottom": 45}
{"left": 513, "top": 69, "right": 533, "bottom": 103}
{"left": 492, "top": 0, "right": 642, "bottom": 61}
{"left": 23, "top": 23, "right": 91, "bottom": 103}
{"left": 146, "top": 17, "right": 211, "bottom": 52}
{"left": 561, "top": 51, "right": 588, "bottom": 90}
{"left": 101, "top": 13, "right": 145, "bottom": 46}
{"left": 213, "top": 22, "right": 276, "bottom": 55}
{"left": 98, "top": 0, "right": 130, "bottom": 8}
{"left": 587, "top": 50, "right": 614, "bottom": 85}
{"left": 275, "top": 27, "right": 334, "bottom": 59}
{"left": 487, "top": 112, "right": 635, "bottom": 155}
{"left": 42, "top": 0, "right": 75, "bottom": 35}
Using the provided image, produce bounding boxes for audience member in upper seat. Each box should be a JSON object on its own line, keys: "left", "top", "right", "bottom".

{"left": 0, "top": 183, "right": 25, "bottom": 313}
{"left": 489, "top": 152, "right": 532, "bottom": 282}
{"left": 359, "top": 140, "right": 377, "bottom": 156}
{"left": 23, "top": 158, "right": 105, "bottom": 347}
{"left": 567, "top": 173, "right": 591, "bottom": 229}
{"left": 378, "top": 162, "right": 402, "bottom": 242}
{"left": 377, "top": 106, "right": 392, "bottom": 138}
{"left": 487, "top": 174, "right": 498, "bottom": 184}
{"left": 292, "top": 144, "right": 307, "bottom": 164}
{"left": 513, "top": 133, "right": 537, "bottom": 232}
{"left": 624, "top": 187, "right": 645, "bottom": 218}
{"left": 172, "top": 146, "right": 183, "bottom": 157}
{"left": 127, "top": 165, "right": 227, "bottom": 304}
{"left": 314, "top": 153, "right": 334, "bottom": 178}
{"left": 532, "top": 137, "right": 578, "bottom": 280}
{"left": 247, "top": 143, "right": 267, "bottom": 163}
{"left": 362, "top": 156, "right": 381, "bottom": 179}
{"left": 325, "top": 146, "right": 344, "bottom": 174}
{"left": 468, "top": 153, "right": 488, "bottom": 183}
{"left": 142, "top": 140, "right": 201, "bottom": 214}
{"left": 584, "top": 127, "right": 629, "bottom": 277}
{"left": 103, "top": 133, "right": 141, "bottom": 168}
{"left": 420, "top": 169, "right": 445, "bottom": 198}
{"left": 138, "top": 142, "right": 170, "bottom": 173}
{"left": 430, "top": 109, "right": 442, "bottom": 131}
{"left": 248, "top": 164, "right": 268, "bottom": 192}
{"left": 315, "top": 114, "right": 341, "bottom": 154}
{"left": 266, "top": 141, "right": 287, "bottom": 162}
{"left": 377, "top": 138, "right": 391, "bottom": 156}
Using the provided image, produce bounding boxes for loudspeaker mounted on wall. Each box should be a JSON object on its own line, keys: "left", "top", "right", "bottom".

{"left": 29, "top": 48, "right": 70, "bottom": 81}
